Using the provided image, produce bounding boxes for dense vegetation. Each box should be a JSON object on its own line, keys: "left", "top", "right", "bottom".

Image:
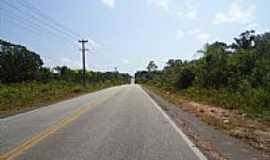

{"left": 136, "top": 30, "right": 270, "bottom": 120}
{"left": 0, "top": 39, "right": 131, "bottom": 84}
{"left": 0, "top": 39, "right": 131, "bottom": 114}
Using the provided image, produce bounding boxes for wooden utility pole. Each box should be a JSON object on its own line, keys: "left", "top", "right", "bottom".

{"left": 78, "top": 40, "right": 88, "bottom": 86}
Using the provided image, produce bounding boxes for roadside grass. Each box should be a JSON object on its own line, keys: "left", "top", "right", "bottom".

{"left": 183, "top": 87, "right": 270, "bottom": 121}
{"left": 144, "top": 84, "right": 270, "bottom": 153}
{"left": 145, "top": 84, "right": 270, "bottom": 122}
{"left": 0, "top": 80, "right": 119, "bottom": 116}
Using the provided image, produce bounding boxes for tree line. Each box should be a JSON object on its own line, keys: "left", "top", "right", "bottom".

{"left": 135, "top": 30, "right": 270, "bottom": 117}
{"left": 0, "top": 39, "right": 131, "bottom": 85}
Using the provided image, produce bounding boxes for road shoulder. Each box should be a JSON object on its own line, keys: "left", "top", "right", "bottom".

{"left": 143, "top": 87, "right": 269, "bottom": 160}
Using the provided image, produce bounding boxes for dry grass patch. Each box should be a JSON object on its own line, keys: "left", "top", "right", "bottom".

{"left": 146, "top": 85, "right": 270, "bottom": 154}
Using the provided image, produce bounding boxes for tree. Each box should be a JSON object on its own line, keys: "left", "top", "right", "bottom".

{"left": 54, "top": 66, "right": 79, "bottom": 81}
{"left": 54, "top": 66, "right": 69, "bottom": 76}
{"left": 166, "top": 59, "right": 182, "bottom": 68}
{"left": 176, "top": 67, "right": 195, "bottom": 89}
{"left": 0, "top": 40, "right": 43, "bottom": 83}
{"left": 232, "top": 30, "right": 256, "bottom": 50}
{"left": 197, "top": 42, "right": 229, "bottom": 88}
{"left": 134, "top": 30, "right": 270, "bottom": 115}
{"left": 254, "top": 32, "right": 270, "bottom": 57}
{"left": 39, "top": 67, "right": 53, "bottom": 82}
{"left": 147, "top": 61, "right": 158, "bottom": 72}
{"left": 135, "top": 71, "right": 150, "bottom": 83}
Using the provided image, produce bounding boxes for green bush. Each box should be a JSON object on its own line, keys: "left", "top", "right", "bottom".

{"left": 136, "top": 30, "right": 270, "bottom": 121}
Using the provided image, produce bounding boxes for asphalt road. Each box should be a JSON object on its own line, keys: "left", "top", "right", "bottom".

{"left": 0, "top": 85, "right": 205, "bottom": 160}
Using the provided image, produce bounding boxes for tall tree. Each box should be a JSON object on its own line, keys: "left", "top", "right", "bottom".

{"left": 232, "top": 30, "right": 256, "bottom": 50}
{"left": 147, "top": 61, "right": 158, "bottom": 72}
{"left": 0, "top": 40, "right": 43, "bottom": 83}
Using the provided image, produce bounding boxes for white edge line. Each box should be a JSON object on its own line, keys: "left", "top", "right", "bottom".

{"left": 139, "top": 85, "right": 208, "bottom": 160}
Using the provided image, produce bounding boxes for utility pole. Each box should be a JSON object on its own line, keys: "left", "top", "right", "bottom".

{"left": 78, "top": 39, "right": 88, "bottom": 86}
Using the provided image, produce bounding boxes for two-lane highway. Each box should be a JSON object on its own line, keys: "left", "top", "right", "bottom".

{"left": 0, "top": 85, "right": 206, "bottom": 160}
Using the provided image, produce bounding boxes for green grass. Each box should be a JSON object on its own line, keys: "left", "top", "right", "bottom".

{"left": 144, "top": 84, "right": 270, "bottom": 122}
{"left": 182, "top": 87, "right": 270, "bottom": 120}
{"left": 0, "top": 80, "right": 119, "bottom": 115}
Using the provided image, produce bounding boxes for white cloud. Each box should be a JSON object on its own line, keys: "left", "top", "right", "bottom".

{"left": 88, "top": 39, "right": 101, "bottom": 51}
{"left": 43, "top": 57, "right": 82, "bottom": 69}
{"left": 59, "top": 58, "right": 82, "bottom": 68}
{"left": 176, "top": 11, "right": 183, "bottom": 17}
{"left": 101, "top": 0, "right": 115, "bottom": 8}
{"left": 187, "top": 28, "right": 200, "bottom": 35}
{"left": 175, "top": 1, "right": 198, "bottom": 20}
{"left": 185, "top": 1, "right": 198, "bottom": 20}
{"left": 149, "top": 0, "right": 170, "bottom": 13}
{"left": 91, "top": 64, "right": 115, "bottom": 72}
{"left": 244, "top": 23, "right": 260, "bottom": 32}
{"left": 185, "top": 9, "right": 197, "bottom": 19}
{"left": 196, "top": 32, "right": 211, "bottom": 42}
{"left": 149, "top": 0, "right": 199, "bottom": 20}
{"left": 214, "top": 1, "right": 256, "bottom": 24}
{"left": 244, "top": 24, "right": 270, "bottom": 34}
{"left": 121, "top": 58, "right": 129, "bottom": 64}
{"left": 246, "top": 23, "right": 259, "bottom": 29}
{"left": 176, "top": 30, "right": 185, "bottom": 39}
{"left": 176, "top": 28, "right": 211, "bottom": 43}
{"left": 157, "top": 0, "right": 170, "bottom": 12}
{"left": 41, "top": 56, "right": 52, "bottom": 64}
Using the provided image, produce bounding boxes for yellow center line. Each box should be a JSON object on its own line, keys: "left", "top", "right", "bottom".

{"left": 0, "top": 102, "right": 95, "bottom": 160}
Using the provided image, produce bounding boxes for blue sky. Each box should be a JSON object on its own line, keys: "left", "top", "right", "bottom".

{"left": 1, "top": 0, "right": 269, "bottom": 74}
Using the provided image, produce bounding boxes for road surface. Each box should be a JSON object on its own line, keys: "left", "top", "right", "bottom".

{"left": 0, "top": 85, "right": 206, "bottom": 160}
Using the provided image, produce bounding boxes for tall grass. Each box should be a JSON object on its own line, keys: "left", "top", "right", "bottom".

{"left": 0, "top": 80, "right": 119, "bottom": 115}
{"left": 145, "top": 84, "right": 270, "bottom": 121}
{"left": 182, "top": 87, "right": 270, "bottom": 120}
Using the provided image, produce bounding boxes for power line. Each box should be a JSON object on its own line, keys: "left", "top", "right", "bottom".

{"left": 16, "top": 0, "right": 81, "bottom": 39}
{"left": 1, "top": 0, "right": 77, "bottom": 42}
{"left": 1, "top": 8, "right": 78, "bottom": 48}
{"left": 0, "top": 0, "right": 98, "bottom": 51}
{"left": 4, "top": 15, "right": 42, "bottom": 34}
{"left": 1, "top": 0, "right": 99, "bottom": 73}
{"left": 19, "top": 1, "right": 99, "bottom": 52}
